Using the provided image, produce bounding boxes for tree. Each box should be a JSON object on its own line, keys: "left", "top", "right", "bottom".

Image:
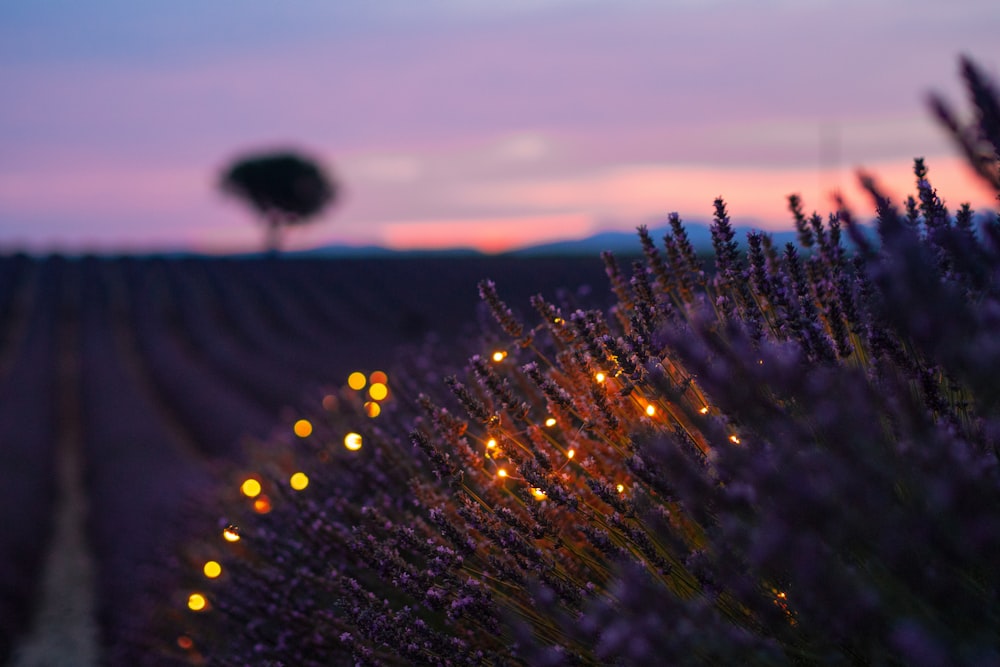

{"left": 219, "top": 150, "right": 336, "bottom": 252}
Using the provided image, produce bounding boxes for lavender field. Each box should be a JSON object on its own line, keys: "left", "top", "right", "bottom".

{"left": 3, "top": 58, "right": 1000, "bottom": 667}
{"left": 0, "top": 253, "right": 610, "bottom": 663}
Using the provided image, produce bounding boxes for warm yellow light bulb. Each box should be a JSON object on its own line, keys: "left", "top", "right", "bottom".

{"left": 616, "top": 483, "right": 625, "bottom": 494}
{"left": 531, "top": 488, "right": 547, "bottom": 500}
{"left": 699, "top": 406, "right": 710, "bottom": 414}
{"left": 497, "top": 469, "right": 508, "bottom": 478}
{"left": 544, "top": 417, "right": 557, "bottom": 427}
{"left": 290, "top": 472, "right": 309, "bottom": 491}
{"left": 203, "top": 561, "right": 222, "bottom": 579}
{"left": 645, "top": 404, "right": 656, "bottom": 416}
{"left": 369, "top": 383, "right": 388, "bottom": 401}
{"left": 344, "top": 432, "right": 363, "bottom": 451}
{"left": 595, "top": 372, "right": 606, "bottom": 383}
{"left": 486, "top": 438, "right": 497, "bottom": 449}
{"left": 240, "top": 478, "right": 261, "bottom": 498}
{"left": 293, "top": 419, "right": 313, "bottom": 438}
{"left": 364, "top": 401, "right": 381, "bottom": 418}
{"left": 567, "top": 449, "right": 575, "bottom": 459}
{"left": 730, "top": 435, "right": 741, "bottom": 444}
{"left": 187, "top": 593, "right": 208, "bottom": 611}
{"left": 492, "top": 350, "right": 507, "bottom": 362}
{"left": 347, "top": 372, "right": 367, "bottom": 390}
{"left": 222, "top": 525, "right": 240, "bottom": 542}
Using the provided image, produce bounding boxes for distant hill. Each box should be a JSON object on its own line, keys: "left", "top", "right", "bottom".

{"left": 295, "top": 223, "right": 805, "bottom": 259}
{"left": 508, "top": 223, "right": 802, "bottom": 257}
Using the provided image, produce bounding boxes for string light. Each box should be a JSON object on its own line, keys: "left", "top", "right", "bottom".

{"left": 222, "top": 525, "right": 240, "bottom": 542}
{"left": 645, "top": 404, "right": 656, "bottom": 417}
{"left": 497, "top": 469, "right": 508, "bottom": 478}
{"left": 290, "top": 472, "right": 309, "bottom": 491}
{"left": 492, "top": 350, "right": 507, "bottom": 362}
{"left": 369, "top": 383, "right": 388, "bottom": 401}
{"left": 364, "top": 401, "right": 381, "bottom": 418}
{"left": 347, "top": 372, "right": 367, "bottom": 390}
{"left": 531, "top": 488, "right": 547, "bottom": 500}
{"left": 344, "top": 432, "right": 363, "bottom": 451}
{"left": 545, "top": 417, "right": 557, "bottom": 427}
{"left": 616, "top": 483, "right": 625, "bottom": 494}
{"left": 187, "top": 593, "right": 208, "bottom": 611}
{"left": 253, "top": 496, "right": 272, "bottom": 514}
{"left": 203, "top": 561, "right": 222, "bottom": 579}
{"left": 240, "top": 478, "right": 261, "bottom": 498}
{"left": 729, "top": 435, "right": 741, "bottom": 444}
{"left": 595, "top": 372, "right": 606, "bottom": 383}
{"left": 567, "top": 449, "right": 575, "bottom": 459}
{"left": 699, "top": 406, "right": 710, "bottom": 414}
{"left": 369, "top": 371, "right": 388, "bottom": 385}
{"left": 293, "top": 419, "right": 313, "bottom": 438}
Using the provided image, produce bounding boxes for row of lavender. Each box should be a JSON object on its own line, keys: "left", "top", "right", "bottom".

{"left": 135, "top": 60, "right": 1000, "bottom": 665}
{"left": 0, "top": 257, "right": 60, "bottom": 660}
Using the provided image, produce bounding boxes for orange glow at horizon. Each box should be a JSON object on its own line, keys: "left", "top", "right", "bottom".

{"left": 380, "top": 213, "right": 595, "bottom": 253}
{"left": 372, "top": 155, "right": 995, "bottom": 253}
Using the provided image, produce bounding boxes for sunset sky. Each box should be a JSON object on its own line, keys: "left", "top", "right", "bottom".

{"left": 1, "top": 0, "right": 998, "bottom": 253}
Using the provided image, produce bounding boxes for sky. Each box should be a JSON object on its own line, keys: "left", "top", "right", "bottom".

{"left": 1, "top": 0, "right": 998, "bottom": 254}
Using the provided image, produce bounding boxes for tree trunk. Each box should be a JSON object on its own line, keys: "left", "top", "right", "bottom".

{"left": 265, "top": 219, "right": 282, "bottom": 255}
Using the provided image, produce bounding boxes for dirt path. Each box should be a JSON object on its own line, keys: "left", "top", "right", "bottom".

{"left": 9, "top": 443, "right": 100, "bottom": 667}
{"left": 8, "top": 283, "right": 99, "bottom": 667}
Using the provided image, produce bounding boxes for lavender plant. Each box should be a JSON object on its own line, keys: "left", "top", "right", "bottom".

{"left": 138, "top": 58, "right": 1000, "bottom": 666}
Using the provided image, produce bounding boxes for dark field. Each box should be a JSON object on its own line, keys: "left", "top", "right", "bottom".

{"left": 0, "top": 253, "right": 615, "bottom": 662}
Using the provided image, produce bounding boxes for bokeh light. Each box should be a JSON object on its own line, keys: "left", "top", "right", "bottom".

{"left": 253, "top": 496, "right": 272, "bottom": 514}
{"left": 294, "top": 419, "right": 313, "bottom": 438}
{"left": 364, "top": 401, "right": 381, "bottom": 418}
{"left": 240, "top": 478, "right": 261, "bottom": 498}
{"left": 344, "top": 432, "right": 363, "bottom": 451}
{"left": 369, "top": 370, "right": 388, "bottom": 385}
{"left": 595, "top": 371, "right": 606, "bottom": 383}
{"left": 492, "top": 350, "right": 507, "bottom": 362}
{"left": 645, "top": 404, "right": 656, "bottom": 416}
{"left": 531, "top": 488, "right": 547, "bottom": 500}
{"left": 348, "top": 372, "right": 367, "bottom": 390}
{"left": 203, "top": 561, "right": 222, "bottom": 579}
{"left": 222, "top": 525, "right": 240, "bottom": 542}
{"left": 545, "top": 417, "right": 557, "bottom": 427}
{"left": 187, "top": 593, "right": 208, "bottom": 611}
{"left": 369, "top": 382, "right": 388, "bottom": 401}
{"left": 322, "top": 394, "right": 338, "bottom": 411}
{"left": 177, "top": 636, "right": 194, "bottom": 650}
{"left": 290, "top": 472, "right": 310, "bottom": 490}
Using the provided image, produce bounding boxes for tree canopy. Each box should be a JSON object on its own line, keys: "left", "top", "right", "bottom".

{"left": 220, "top": 150, "right": 336, "bottom": 252}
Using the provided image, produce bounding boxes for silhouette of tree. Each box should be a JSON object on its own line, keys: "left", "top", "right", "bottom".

{"left": 220, "top": 150, "right": 336, "bottom": 252}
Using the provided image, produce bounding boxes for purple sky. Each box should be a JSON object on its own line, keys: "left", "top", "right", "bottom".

{"left": 1, "top": 0, "right": 998, "bottom": 253}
